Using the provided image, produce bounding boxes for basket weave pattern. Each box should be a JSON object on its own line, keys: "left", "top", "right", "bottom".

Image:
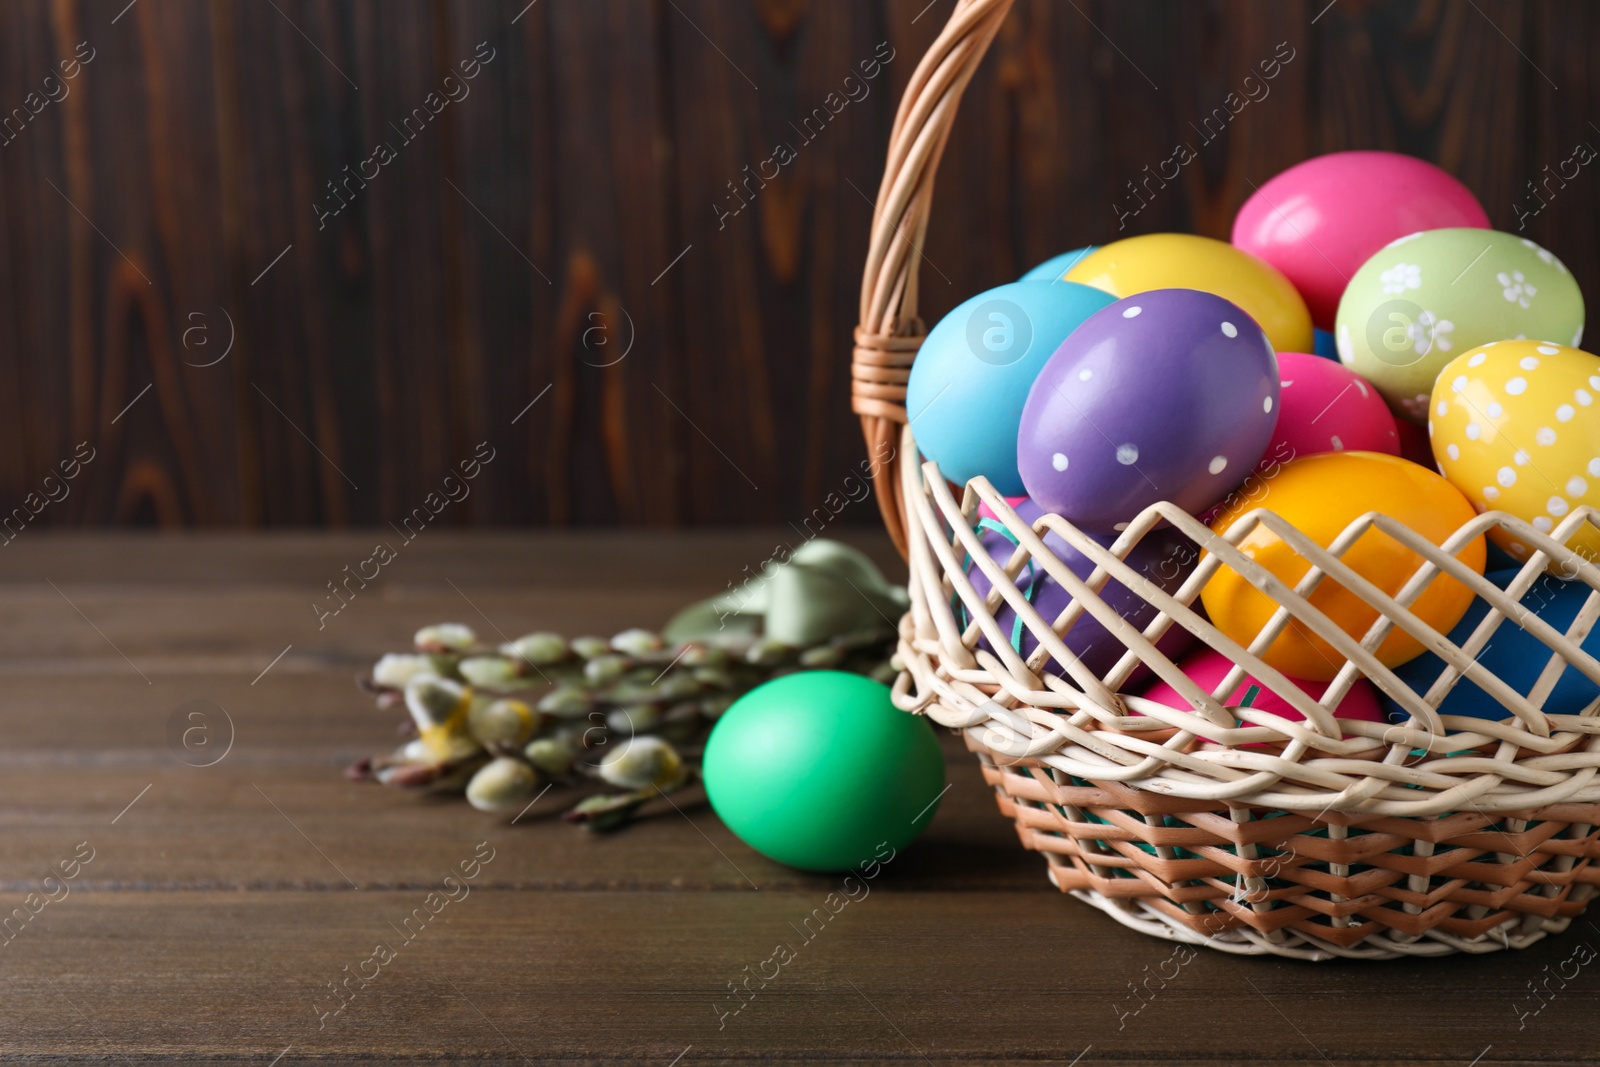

{"left": 854, "top": 0, "right": 1600, "bottom": 959}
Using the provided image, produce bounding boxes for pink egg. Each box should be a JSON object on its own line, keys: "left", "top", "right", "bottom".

{"left": 976, "top": 495, "right": 1030, "bottom": 522}
{"left": 1261, "top": 352, "right": 1398, "bottom": 471}
{"left": 1136, "top": 647, "right": 1385, "bottom": 742}
{"left": 1232, "top": 152, "right": 1489, "bottom": 330}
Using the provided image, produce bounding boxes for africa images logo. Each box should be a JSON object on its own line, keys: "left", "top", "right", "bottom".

{"left": 966, "top": 299, "right": 1033, "bottom": 367}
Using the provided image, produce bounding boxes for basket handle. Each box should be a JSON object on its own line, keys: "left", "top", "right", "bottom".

{"left": 852, "top": 0, "right": 1014, "bottom": 559}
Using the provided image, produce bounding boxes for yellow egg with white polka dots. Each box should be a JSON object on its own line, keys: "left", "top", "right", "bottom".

{"left": 1430, "top": 339, "right": 1600, "bottom": 565}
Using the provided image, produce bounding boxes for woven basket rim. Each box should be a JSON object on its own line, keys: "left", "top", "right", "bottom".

{"left": 893, "top": 422, "right": 1600, "bottom": 816}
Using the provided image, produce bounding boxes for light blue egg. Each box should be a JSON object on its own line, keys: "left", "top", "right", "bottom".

{"left": 906, "top": 281, "right": 1116, "bottom": 493}
{"left": 1389, "top": 568, "right": 1600, "bottom": 722}
{"left": 1020, "top": 247, "right": 1098, "bottom": 281}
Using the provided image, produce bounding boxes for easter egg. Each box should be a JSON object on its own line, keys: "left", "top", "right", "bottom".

{"left": 702, "top": 672, "right": 945, "bottom": 872}
{"left": 1267, "top": 352, "right": 1398, "bottom": 468}
{"left": 1335, "top": 228, "right": 1585, "bottom": 422}
{"left": 1233, "top": 152, "right": 1490, "bottom": 329}
{"left": 1062, "top": 233, "right": 1313, "bottom": 354}
{"left": 1391, "top": 568, "right": 1600, "bottom": 721}
{"left": 975, "top": 494, "right": 1029, "bottom": 522}
{"left": 1021, "top": 246, "right": 1097, "bottom": 281}
{"left": 1138, "top": 647, "right": 1385, "bottom": 741}
{"left": 1313, "top": 328, "right": 1339, "bottom": 360}
{"left": 906, "top": 280, "right": 1117, "bottom": 493}
{"left": 1201, "top": 451, "right": 1486, "bottom": 680}
{"left": 963, "top": 498, "right": 1196, "bottom": 679}
{"left": 1430, "top": 340, "right": 1600, "bottom": 565}
{"left": 1017, "top": 289, "right": 1279, "bottom": 532}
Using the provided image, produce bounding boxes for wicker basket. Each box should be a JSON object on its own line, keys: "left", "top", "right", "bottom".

{"left": 851, "top": 0, "right": 1600, "bottom": 960}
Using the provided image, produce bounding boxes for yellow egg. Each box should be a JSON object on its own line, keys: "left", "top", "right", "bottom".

{"left": 1201, "top": 452, "right": 1484, "bottom": 680}
{"left": 1431, "top": 339, "right": 1600, "bottom": 566}
{"left": 1063, "top": 233, "right": 1314, "bottom": 354}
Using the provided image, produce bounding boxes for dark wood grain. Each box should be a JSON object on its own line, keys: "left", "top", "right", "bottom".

{"left": 1, "top": 531, "right": 1598, "bottom": 1064}
{"left": 4, "top": 1, "right": 1599, "bottom": 529}
{"left": 7, "top": 890, "right": 1598, "bottom": 1065}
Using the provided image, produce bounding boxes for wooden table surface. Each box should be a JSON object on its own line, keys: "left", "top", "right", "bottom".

{"left": 3, "top": 532, "right": 1597, "bottom": 1066}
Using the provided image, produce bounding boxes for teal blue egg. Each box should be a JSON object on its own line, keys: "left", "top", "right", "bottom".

{"left": 905, "top": 280, "right": 1115, "bottom": 493}
{"left": 1020, "top": 246, "right": 1098, "bottom": 281}
{"left": 1313, "top": 327, "right": 1338, "bottom": 360}
{"left": 1389, "top": 568, "right": 1600, "bottom": 721}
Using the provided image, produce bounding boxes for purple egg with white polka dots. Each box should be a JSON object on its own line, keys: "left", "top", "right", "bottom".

{"left": 1017, "top": 289, "right": 1280, "bottom": 532}
{"left": 964, "top": 498, "right": 1196, "bottom": 681}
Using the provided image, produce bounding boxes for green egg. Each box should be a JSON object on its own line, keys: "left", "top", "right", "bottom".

{"left": 1334, "top": 228, "right": 1584, "bottom": 422}
{"left": 702, "top": 671, "right": 945, "bottom": 873}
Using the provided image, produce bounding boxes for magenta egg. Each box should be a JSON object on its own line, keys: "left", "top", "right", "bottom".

{"left": 1137, "top": 647, "right": 1385, "bottom": 744}
{"left": 1232, "top": 151, "right": 1489, "bottom": 330}
{"left": 1017, "top": 289, "right": 1279, "bottom": 533}
{"left": 975, "top": 494, "right": 1028, "bottom": 522}
{"left": 1263, "top": 352, "right": 1398, "bottom": 470}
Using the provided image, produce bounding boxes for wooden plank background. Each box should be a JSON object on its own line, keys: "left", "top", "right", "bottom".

{"left": 1, "top": 0, "right": 1598, "bottom": 529}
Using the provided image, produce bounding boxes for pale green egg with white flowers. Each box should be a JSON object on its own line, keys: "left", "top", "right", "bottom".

{"left": 1335, "top": 228, "right": 1584, "bottom": 423}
